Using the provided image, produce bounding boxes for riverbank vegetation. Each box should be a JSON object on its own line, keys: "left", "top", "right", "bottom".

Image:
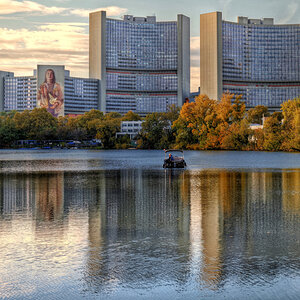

{"left": 0, "top": 94, "right": 299, "bottom": 152}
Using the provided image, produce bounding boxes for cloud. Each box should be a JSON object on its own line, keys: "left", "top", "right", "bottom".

{"left": 71, "top": 6, "right": 128, "bottom": 18}
{"left": 0, "top": 23, "right": 89, "bottom": 77}
{"left": 0, "top": 0, "right": 65, "bottom": 15}
{"left": 0, "top": 0, "right": 128, "bottom": 17}
{"left": 277, "top": 1, "right": 299, "bottom": 23}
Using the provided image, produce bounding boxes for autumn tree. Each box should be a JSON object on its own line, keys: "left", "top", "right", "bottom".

{"left": 263, "top": 112, "right": 283, "bottom": 151}
{"left": 281, "top": 98, "right": 300, "bottom": 151}
{"left": 247, "top": 105, "right": 269, "bottom": 124}
{"left": 122, "top": 110, "right": 141, "bottom": 121}
{"left": 173, "top": 94, "right": 217, "bottom": 149}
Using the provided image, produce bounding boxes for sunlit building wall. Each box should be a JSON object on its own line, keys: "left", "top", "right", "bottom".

{"left": 90, "top": 11, "right": 190, "bottom": 115}
{"left": 200, "top": 12, "right": 300, "bottom": 110}
{"left": 188, "top": 171, "right": 223, "bottom": 288}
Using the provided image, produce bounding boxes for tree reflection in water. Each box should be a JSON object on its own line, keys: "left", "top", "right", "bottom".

{"left": 0, "top": 168, "right": 299, "bottom": 298}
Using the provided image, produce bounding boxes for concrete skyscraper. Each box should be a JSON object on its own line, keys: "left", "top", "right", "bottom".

{"left": 200, "top": 12, "right": 300, "bottom": 110}
{"left": 89, "top": 11, "right": 190, "bottom": 115}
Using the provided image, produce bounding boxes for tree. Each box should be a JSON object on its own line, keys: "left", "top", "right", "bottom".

{"left": 122, "top": 110, "right": 141, "bottom": 121}
{"left": 0, "top": 114, "right": 18, "bottom": 147}
{"left": 14, "top": 108, "right": 57, "bottom": 140}
{"left": 173, "top": 94, "right": 217, "bottom": 149}
{"left": 137, "top": 113, "right": 171, "bottom": 149}
{"left": 95, "top": 113, "right": 121, "bottom": 148}
{"left": 163, "top": 104, "right": 180, "bottom": 123}
{"left": 247, "top": 105, "right": 269, "bottom": 124}
{"left": 172, "top": 93, "right": 248, "bottom": 150}
{"left": 230, "top": 95, "right": 246, "bottom": 123}
{"left": 13, "top": 110, "right": 32, "bottom": 139}
{"left": 281, "top": 98, "right": 300, "bottom": 151}
{"left": 221, "top": 119, "right": 250, "bottom": 150}
{"left": 263, "top": 113, "right": 283, "bottom": 151}
{"left": 77, "top": 109, "right": 104, "bottom": 139}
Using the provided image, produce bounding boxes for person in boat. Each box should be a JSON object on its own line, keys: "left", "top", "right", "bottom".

{"left": 168, "top": 153, "right": 174, "bottom": 162}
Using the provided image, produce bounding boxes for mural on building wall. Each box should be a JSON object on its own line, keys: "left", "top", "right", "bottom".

{"left": 37, "top": 65, "right": 64, "bottom": 117}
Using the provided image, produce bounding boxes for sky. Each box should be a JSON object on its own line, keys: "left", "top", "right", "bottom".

{"left": 0, "top": 0, "right": 299, "bottom": 91}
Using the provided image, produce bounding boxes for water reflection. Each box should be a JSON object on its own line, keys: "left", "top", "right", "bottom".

{"left": 0, "top": 169, "right": 299, "bottom": 299}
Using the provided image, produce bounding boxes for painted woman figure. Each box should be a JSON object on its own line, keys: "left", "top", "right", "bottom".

{"left": 37, "top": 69, "right": 64, "bottom": 117}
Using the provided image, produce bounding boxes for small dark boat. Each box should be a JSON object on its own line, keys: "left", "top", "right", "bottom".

{"left": 163, "top": 149, "right": 187, "bottom": 168}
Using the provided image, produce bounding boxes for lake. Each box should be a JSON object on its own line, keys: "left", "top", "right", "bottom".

{"left": 0, "top": 150, "right": 299, "bottom": 299}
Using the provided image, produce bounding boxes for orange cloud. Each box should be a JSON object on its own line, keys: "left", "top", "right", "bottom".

{"left": 0, "top": 23, "right": 89, "bottom": 77}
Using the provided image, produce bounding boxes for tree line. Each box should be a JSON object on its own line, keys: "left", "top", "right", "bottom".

{"left": 0, "top": 94, "right": 299, "bottom": 151}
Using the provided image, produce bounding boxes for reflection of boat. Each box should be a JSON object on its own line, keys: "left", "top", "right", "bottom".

{"left": 163, "top": 149, "right": 187, "bottom": 168}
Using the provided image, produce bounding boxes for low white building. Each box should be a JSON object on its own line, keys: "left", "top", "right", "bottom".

{"left": 116, "top": 121, "right": 144, "bottom": 139}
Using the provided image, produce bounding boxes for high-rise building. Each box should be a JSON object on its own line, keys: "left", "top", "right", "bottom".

{"left": 90, "top": 11, "right": 190, "bottom": 115}
{"left": 200, "top": 12, "right": 300, "bottom": 110}
{"left": 0, "top": 71, "right": 14, "bottom": 111}
{"left": 4, "top": 75, "right": 37, "bottom": 112}
{"left": 0, "top": 67, "right": 99, "bottom": 115}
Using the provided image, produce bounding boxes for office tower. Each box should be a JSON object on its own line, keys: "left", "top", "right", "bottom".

{"left": 90, "top": 11, "right": 190, "bottom": 115}
{"left": 200, "top": 12, "right": 300, "bottom": 110}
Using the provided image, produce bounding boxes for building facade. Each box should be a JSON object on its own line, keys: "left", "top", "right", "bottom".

{"left": 200, "top": 12, "right": 300, "bottom": 110}
{"left": 116, "top": 120, "right": 144, "bottom": 140}
{"left": 0, "top": 71, "right": 14, "bottom": 111}
{"left": 90, "top": 11, "right": 190, "bottom": 115}
{"left": 4, "top": 76, "right": 37, "bottom": 112}
{"left": 0, "top": 67, "right": 99, "bottom": 115}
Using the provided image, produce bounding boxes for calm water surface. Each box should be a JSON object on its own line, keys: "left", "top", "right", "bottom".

{"left": 0, "top": 150, "right": 299, "bottom": 299}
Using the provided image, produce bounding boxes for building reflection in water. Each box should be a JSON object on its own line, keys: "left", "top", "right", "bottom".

{"left": 0, "top": 168, "right": 299, "bottom": 295}
{"left": 35, "top": 173, "right": 64, "bottom": 222}
{"left": 84, "top": 169, "right": 191, "bottom": 291}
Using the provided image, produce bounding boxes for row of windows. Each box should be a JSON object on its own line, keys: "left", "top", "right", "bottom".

{"left": 106, "top": 93, "right": 177, "bottom": 114}
{"left": 223, "top": 84, "right": 300, "bottom": 107}
{"left": 222, "top": 22, "right": 300, "bottom": 82}
{"left": 106, "top": 19, "right": 178, "bottom": 70}
{"left": 107, "top": 72, "right": 178, "bottom": 91}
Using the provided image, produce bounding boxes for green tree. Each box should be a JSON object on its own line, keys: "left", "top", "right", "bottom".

{"left": 14, "top": 108, "right": 57, "bottom": 140}
{"left": 138, "top": 113, "right": 171, "bottom": 149}
{"left": 95, "top": 113, "right": 121, "bottom": 148}
{"left": 163, "top": 104, "right": 180, "bottom": 123}
{"left": 77, "top": 109, "right": 104, "bottom": 139}
{"left": 0, "top": 114, "right": 18, "bottom": 147}
{"left": 13, "top": 110, "right": 32, "bottom": 139}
